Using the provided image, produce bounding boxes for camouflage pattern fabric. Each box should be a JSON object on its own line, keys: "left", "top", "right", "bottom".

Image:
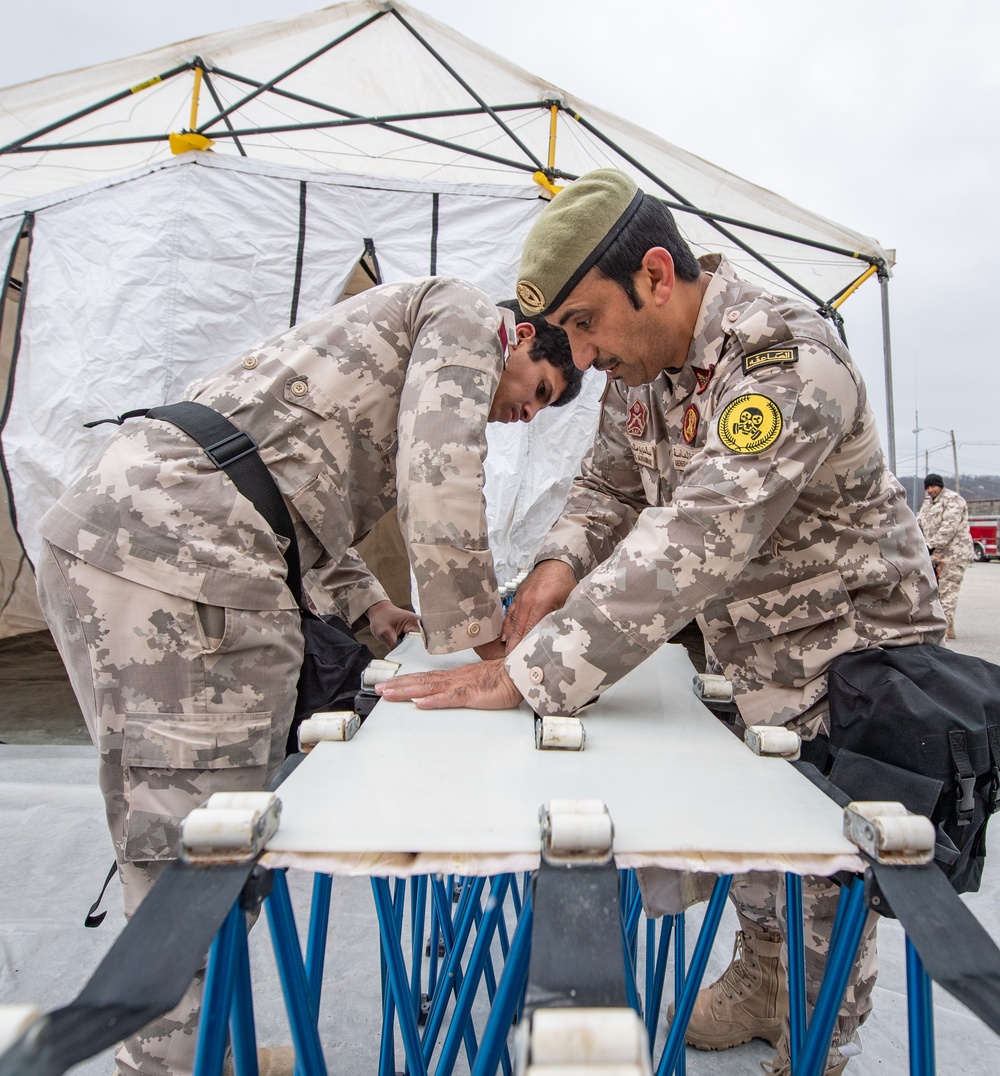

{"left": 508, "top": 254, "right": 945, "bottom": 731}
{"left": 36, "top": 541, "right": 301, "bottom": 1076}
{"left": 917, "top": 486, "right": 973, "bottom": 622}
{"left": 35, "top": 278, "right": 515, "bottom": 1074}
{"left": 39, "top": 277, "right": 512, "bottom": 653}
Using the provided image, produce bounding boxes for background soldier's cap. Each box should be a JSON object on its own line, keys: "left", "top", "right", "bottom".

{"left": 516, "top": 169, "right": 645, "bottom": 316}
{"left": 924, "top": 473, "right": 944, "bottom": 488}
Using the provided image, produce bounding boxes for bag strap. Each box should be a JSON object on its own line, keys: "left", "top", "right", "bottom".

{"left": 987, "top": 724, "right": 1000, "bottom": 814}
{"left": 948, "top": 729, "right": 977, "bottom": 827}
{"left": 145, "top": 402, "right": 303, "bottom": 605}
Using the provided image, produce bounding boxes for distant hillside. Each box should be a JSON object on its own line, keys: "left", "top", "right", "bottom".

{"left": 897, "top": 474, "right": 1000, "bottom": 515}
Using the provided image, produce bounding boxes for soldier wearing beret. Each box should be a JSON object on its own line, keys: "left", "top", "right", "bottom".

{"left": 35, "top": 277, "right": 581, "bottom": 1076}
{"left": 916, "top": 473, "right": 974, "bottom": 639}
{"left": 380, "top": 172, "right": 945, "bottom": 1075}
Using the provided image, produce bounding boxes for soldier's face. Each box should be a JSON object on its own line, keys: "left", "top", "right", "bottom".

{"left": 547, "top": 267, "right": 671, "bottom": 387}
{"left": 488, "top": 336, "right": 567, "bottom": 424}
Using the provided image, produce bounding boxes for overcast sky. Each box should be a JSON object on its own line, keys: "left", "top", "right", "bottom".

{"left": 6, "top": 0, "right": 999, "bottom": 479}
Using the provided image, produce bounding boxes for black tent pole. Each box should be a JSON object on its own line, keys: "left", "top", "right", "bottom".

{"left": 196, "top": 9, "right": 390, "bottom": 132}
{"left": 389, "top": 8, "right": 545, "bottom": 171}
{"left": 198, "top": 67, "right": 247, "bottom": 157}
{"left": 0, "top": 62, "right": 194, "bottom": 155}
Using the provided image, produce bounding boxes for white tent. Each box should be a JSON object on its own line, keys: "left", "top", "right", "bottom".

{"left": 0, "top": 1, "right": 894, "bottom": 636}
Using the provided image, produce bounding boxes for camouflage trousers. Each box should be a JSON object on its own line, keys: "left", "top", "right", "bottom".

{"left": 637, "top": 869, "right": 878, "bottom": 1047}
{"left": 36, "top": 541, "right": 302, "bottom": 1076}
{"left": 936, "top": 556, "right": 967, "bottom": 623}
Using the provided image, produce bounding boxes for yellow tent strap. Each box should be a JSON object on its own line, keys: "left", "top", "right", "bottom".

{"left": 547, "top": 104, "right": 558, "bottom": 170}
{"left": 189, "top": 67, "right": 203, "bottom": 131}
{"left": 830, "top": 263, "right": 878, "bottom": 309}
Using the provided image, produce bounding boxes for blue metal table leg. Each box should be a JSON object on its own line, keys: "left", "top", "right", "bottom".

{"left": 619, "top": 898, "right": 642, "bottom": 1015}
{"left": 266, "top": 871, "right": 327, "bottom": 1076}
{"left": 421, "top": 875, "right": 485, "bottom": 1066}
{"left": 471, "top": 888, "right": 533, "bottom": 1076}
{"left": 230, "top": 917, "right": 260, "bottom": 1076}
{"left": 646, "top": 916, "right": 673, "bottom": 1055}
{"left": 371, "top": 877, "right": 428, "bottom": 1076}
{"left": 304, "top": 873, "right": 332, "bottom": 1014}
{"left": 795, "top": 878, "right": 867, "bottom": 1076}
{"left": 435, "top": 873, "right": 512, "bottom": 1076}
{"left": 906, "top": 936, "right": 936, "bottom": 1076}
{"left": 195, "top": 900, "right": 244, "bottom": 1076}
{"left": 656, "top": 876, "right": 734, "bottom": 1076}
{"left": 673, "top": 914, "right": 686, "bottom": 1076}
{"left": 411, "top": 875, "right": 428, "bottom": 1022}
{"left": 785, "top": 872, "right": 807, "bottom": 1069}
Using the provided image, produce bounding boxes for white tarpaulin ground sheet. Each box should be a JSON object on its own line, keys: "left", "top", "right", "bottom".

{"left": 263, "top": 634, "right": 863, "bottom": 878}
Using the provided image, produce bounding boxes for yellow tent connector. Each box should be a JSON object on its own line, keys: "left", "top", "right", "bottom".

{"left": 169, "top": 131, "right": 215, "bottom": 155}
{"left": 830, "top": 262, "right": 878, "bottom": 309}
{"left": 532, "top": 171, "right": 564, "bottom": 198}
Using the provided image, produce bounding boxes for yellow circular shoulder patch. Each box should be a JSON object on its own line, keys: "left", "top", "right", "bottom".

{"left": 717, "top": 393, "right": 783, "bottom": 454}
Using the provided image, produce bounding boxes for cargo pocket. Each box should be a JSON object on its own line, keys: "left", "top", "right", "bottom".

{"left": 121, "top": 711, "right": 272, "bottom": 863}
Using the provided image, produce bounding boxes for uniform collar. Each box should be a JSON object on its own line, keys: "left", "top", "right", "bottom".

{"left": 670, "top": 253, "right": 741, "bottom": 398}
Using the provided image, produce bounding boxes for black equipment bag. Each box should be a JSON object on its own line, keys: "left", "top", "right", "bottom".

{"left": 807, "top": 644, "right": 1000, "bottom": 893}
{"left": 143, "top": 402, "right": 373, "bottom": 753}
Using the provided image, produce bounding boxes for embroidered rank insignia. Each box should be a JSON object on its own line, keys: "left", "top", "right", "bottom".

{"left": 693, "top": 365, "right": 715, "bottom": 394}
{"left": 742, "top": 346, "right": 798, "bottom": 375}
{"left": 682, "top": 404, "right": 699, "bottom": 445}
{"left": 625, "top": 399, "right": 648, "bottom": 438}
{"left": 718, "top": 393, "right": 783, "bottom": 455}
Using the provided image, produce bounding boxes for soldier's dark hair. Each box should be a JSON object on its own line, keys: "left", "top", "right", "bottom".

{"left": 497, "top": 300, "right": 583, "bottom": 407}
{"left": 594, "top": 195, "right": 702, "bottom": 310}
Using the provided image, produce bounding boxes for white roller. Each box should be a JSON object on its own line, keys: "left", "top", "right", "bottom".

{"left": 299, "top": 712, "right": 360, "bottom": 746}
{"left": 535, "top": 715, "right": 586, "bottom": 751}
{"left": 745, "top": 725, "right": 801, "bottom": 760}
{"left": 692, "top": 673, "right": 734, "bottom": 703}
{"left": 205, "top": 791, "right": 279, "bottom": 813}
{"left": 0, "top": 1004, "right": 42, "bottom": 1055}
{"left": 182, "top": 807, "right": 259, "bottom": 851}
{"left": 874, "top": 814, "right": 936, "bottom": 853}
{"left": 523, "top": 1007, "right": 652, "bottom": 1073}
{"left": 362, "top": 659, "right": 401, "bottom": 688}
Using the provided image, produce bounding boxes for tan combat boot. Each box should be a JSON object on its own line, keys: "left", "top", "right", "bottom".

{"left": 667, "top": 912, "right": 786, "bottom": 1050}
{"left": 224, "top": 1047, "right": 297, "bottom": 1075}
{"left": 946, "top": 616, "right": 956, "bottom": 640}
{"left": 761, "top": 1033, "right": 849, "bottom": 1076}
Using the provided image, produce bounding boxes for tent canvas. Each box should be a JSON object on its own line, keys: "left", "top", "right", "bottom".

{"left": 0, "top": 1, "right": 894, "bottom": 637}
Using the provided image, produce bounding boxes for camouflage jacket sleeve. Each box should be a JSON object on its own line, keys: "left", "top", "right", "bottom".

{"left": 304, "top": 548, "right": 391, "bottom": 624}
{"left": 917, "top": 489, "right": 971, "bottom": 554}
{"left": 396, "top": 279, "right": 506, "bottom": 654}
{"left": 506, "top": 340, "right": 865, "bottom": 716}
{"left": 536, "top": 382, "right": 645, "bottom": 578}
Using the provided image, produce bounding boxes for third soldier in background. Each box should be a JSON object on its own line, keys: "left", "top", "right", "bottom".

{"left": 917, "top": 473, "right": 974, "bottom": 639}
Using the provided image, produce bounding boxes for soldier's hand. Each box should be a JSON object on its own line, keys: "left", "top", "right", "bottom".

{"left": 365, "top": 600, "right": 421, "bottom": 649}
{"left": 473, "top": 637, "right": 506, "bottom": 661}
{"left": 503, "top": 560, "right": 577, "bottom": 652}
{"left": 375, "top": 658, "right": 523, "bottom": 710}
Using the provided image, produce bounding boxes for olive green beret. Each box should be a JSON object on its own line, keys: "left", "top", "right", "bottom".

{"left": 516, "top": 169, "right": 645, "bottom": 316}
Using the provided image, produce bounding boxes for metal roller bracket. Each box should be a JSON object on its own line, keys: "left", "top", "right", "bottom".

{"left": 534, "top": 714, "right": 586, "bottom": 751}
{"left": 180, "top": 791, "right": 281, "bottom": 864}
{"left": 745, "top": 724, "right": 802, "bottom": 760}
{"left": 540, "top": 799, "right": 614, "bottom": 866}
{"left": 844, "top": 801, "right": 935, "bottom": 865}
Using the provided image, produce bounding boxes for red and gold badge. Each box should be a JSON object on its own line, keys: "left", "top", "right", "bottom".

{"left": 625, "top": 399, "right": 648, "bottom": 438}
{"left": 693, "top": 365, "right": 715, "bottom": 395}
{"left": 682, "top": 404, "right": 699, "bottom": 445}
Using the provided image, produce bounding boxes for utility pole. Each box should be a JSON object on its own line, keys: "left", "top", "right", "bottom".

{"left": 912, "top": 411, "right": 919, "bottom": 507}
{"left": 950, "top": 429, "right": 960, "bottom": 495}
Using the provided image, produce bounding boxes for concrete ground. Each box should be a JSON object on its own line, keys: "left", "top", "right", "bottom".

{"left": 2, "top": 565, "right": 1000, "bottom": 1073}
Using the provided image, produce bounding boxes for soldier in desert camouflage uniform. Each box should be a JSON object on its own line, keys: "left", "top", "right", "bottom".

{"left": 35, "top": 277, "right": 581, "bottom": 1076}
{"left": 378, "top": 173, "right": 946, "bottom": 1075}
{"left": 917, "top": 473, "right": 973, "bottom": 639}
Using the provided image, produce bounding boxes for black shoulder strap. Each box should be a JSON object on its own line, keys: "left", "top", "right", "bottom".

{"left": 145, "top": 401, "right": 303, "bottom": 604}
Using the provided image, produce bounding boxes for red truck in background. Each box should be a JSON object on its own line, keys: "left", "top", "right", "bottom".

{"left": 970, "top": 517, "right": 1000, "bottom": 562}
